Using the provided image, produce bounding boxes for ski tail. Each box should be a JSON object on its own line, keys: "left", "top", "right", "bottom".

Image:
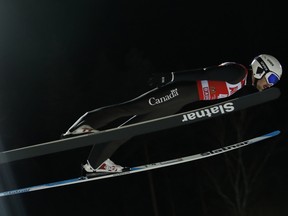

{"left": 0, "top": 130, "right": 280, "bottom": 197}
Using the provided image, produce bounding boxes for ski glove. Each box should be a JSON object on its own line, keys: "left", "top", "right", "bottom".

{"left": 148, "top": 72, "right": 174, "bottom": 88}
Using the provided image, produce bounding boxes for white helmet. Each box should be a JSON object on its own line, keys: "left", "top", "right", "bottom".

{"left": 251, "top": 54, "right": 282, "bottom": 85}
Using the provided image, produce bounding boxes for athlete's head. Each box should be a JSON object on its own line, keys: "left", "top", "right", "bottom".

{"left": 251, "top": 54, "right": 282, "bottom": 91}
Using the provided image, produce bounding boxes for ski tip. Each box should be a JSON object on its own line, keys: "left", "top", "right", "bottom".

{"left": 265, "top": 87, "right": 281, "bottom": 97}
{"left": 265, "top": 130, "right": 280, "bottom": 137}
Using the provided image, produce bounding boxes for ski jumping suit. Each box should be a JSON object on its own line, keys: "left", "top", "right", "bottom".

{"left": 66, "top": 62, "right": 250, "bottom": 169}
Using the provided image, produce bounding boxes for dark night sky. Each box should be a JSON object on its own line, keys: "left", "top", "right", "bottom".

{"left": 0, "top": 0, "right": 288, "bottom": 216}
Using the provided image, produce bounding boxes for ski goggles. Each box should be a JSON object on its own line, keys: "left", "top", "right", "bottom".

{"left": 265, "top": 72, "right": 280, "bottom": 86}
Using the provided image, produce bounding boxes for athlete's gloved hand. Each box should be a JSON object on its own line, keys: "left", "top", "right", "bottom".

{"left": 148, "top": 72, "right": 174, "bottom": 88}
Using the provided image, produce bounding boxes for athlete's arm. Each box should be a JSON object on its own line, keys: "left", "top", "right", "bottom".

{"left": 148, "top": 63, "right": 248, "bottom": 87}
{"left": 173, "top": 63, "right": 247, "bottom": 84}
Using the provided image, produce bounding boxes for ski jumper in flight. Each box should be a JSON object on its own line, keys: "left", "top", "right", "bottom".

{"left": 62, "top": 54, "right": 282, "bottom": 175}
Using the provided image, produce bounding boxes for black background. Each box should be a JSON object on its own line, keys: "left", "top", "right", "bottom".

{"left": 0, "top": 0, "right": 288, "bottom": 215}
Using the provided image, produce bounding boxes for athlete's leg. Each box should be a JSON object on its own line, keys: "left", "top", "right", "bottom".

{"left": 86, "top": 82, "right": 200, "bottom": 169}
{"left": 65, "top": 81, "right": 199, "bottom": 135}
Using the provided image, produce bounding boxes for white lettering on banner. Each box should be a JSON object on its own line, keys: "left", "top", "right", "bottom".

{"left": 202, "top": 81, "right": 210, "bottom": 100}
{"left": 182, "top": 102, "right": 235, "bottom": 122}
{"left": 203, "top": 87, "right": 210, "bottom": 100}
{"left": 149, "top": 88, "right": 179, "bottom": 106}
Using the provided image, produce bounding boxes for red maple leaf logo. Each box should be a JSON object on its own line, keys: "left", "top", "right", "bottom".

{"left": 229, "top": 86, "right": 238, "bottom": 94}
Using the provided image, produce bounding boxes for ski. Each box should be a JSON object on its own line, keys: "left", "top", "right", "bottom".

{"left": 0, "top": 88, "right": 281, "bottom": 164}
{"left": 0, "top": 130, "right": 280, "bottom": 197}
